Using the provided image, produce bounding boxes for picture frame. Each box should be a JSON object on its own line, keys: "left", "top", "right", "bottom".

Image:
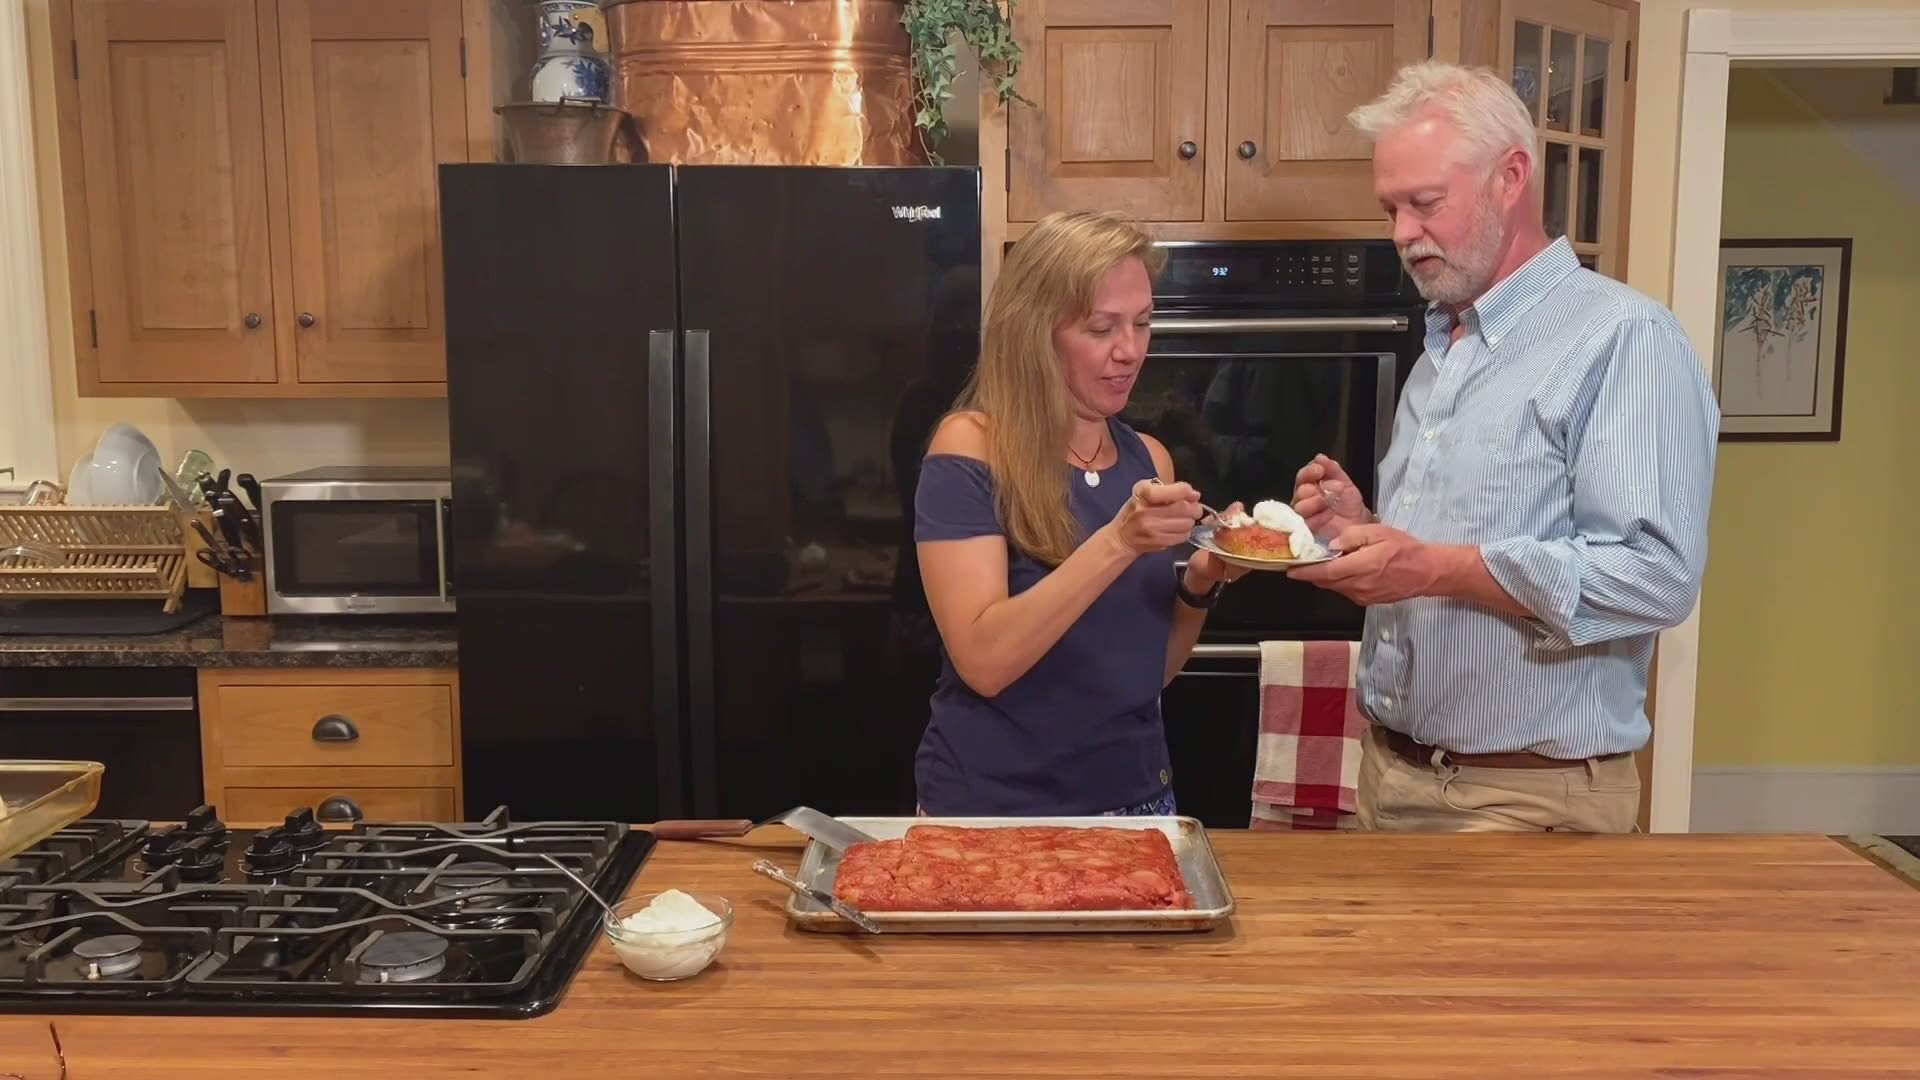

{"left": 1712, "top": 238, "right": 1852, "bottom": 441}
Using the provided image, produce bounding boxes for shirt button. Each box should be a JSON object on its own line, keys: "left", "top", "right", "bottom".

{"left": 1403, "top": 495, "right": 1417, "bottom": 506}
{"left": 1159, "top": 768, "right": 1171, "bottom": 785}
{"left": 1423, "top": 430, "right": 1436, "bottom": 441}
{"left": 1381, "top": 695, "right": 1394, "bottom": 709}
{"left": 1380, "top": 627, "right": 1392, "bottom": 643}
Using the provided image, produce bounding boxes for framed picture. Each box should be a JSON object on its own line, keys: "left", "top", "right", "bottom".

{"left": 1712, "top": 238, "right": 1852, "bottom": 441}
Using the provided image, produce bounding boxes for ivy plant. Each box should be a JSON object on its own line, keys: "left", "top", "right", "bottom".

{"left": 902, "top": 0, "right": 1029, "bottom": 163}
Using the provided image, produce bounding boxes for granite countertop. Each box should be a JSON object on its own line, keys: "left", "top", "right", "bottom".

{"left": 0, "top": 613, "right": 457, "bottom": 669}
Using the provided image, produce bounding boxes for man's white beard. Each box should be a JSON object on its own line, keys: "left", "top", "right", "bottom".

{"left": 1399, "top": 190, "right": 1506, "bottom": 306}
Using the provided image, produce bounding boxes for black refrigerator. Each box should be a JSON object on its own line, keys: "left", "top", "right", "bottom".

{"left": 441, "top": 164, "right": 982, "bottom": 823}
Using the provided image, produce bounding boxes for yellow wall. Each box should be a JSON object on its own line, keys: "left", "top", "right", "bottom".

{"left": 21, "top": 0, "right": 449, "bottom": 483}
{"left": 1692, "top": 69, "right": 1920, "bottom": 767}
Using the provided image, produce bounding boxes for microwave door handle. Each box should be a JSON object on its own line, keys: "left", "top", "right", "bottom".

{"left": 435, "top": 498, "right": 449, "bottom": 603}
{"left": 1149, "top": 316, "right": 1410, "bottom": 335}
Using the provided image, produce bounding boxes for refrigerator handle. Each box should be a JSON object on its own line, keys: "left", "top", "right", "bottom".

{"left": 682, "top": 328, "right": 718, "bottom": 817}
{"left": 648, "top": 329, "right": 687, "bottom": 818}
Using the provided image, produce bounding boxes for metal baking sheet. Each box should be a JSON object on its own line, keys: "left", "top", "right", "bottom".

{"left": 782, "top": 816, "right": 1235, "bottom": 934}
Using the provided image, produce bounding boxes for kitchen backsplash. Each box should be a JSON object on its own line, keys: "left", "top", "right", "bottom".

{"left": 51, "top": 398, "right": 451, "bottom": 484}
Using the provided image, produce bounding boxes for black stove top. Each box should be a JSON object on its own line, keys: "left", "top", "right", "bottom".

{"left": 0, "top": 805, "right": 654, "bottom": 1017}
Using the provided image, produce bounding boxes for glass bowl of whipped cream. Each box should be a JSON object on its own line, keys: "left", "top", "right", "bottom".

{"left": 604, "top": 889, "right": 734, "bottom": 981}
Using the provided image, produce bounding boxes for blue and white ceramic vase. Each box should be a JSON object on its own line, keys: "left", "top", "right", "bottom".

{"left": 530, "top": 0, "right": 611, "bottom": 103}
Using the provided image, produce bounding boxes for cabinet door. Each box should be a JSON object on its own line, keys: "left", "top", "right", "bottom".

{"left": 1008, "top": 0, "right": 1210, "bottom": 222}
{"left": 73, "top": 0, "right": 279, "bottom": 385}
{"left": 1499, "top": 0, "right": 1634, "bottom": 277}
{"left": 1225, "top": 0, "right": 1428, "bottom": 222}
{"left": 276, "top": 0, "right": 467, "bottom": 383}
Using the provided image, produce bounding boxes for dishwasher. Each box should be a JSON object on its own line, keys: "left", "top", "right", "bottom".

{"left": 0, "top": 667, "right": 204, "bottom": 819}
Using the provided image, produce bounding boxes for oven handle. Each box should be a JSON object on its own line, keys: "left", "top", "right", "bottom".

{"left": 1188, "top": 644, "right": 1262, "bottom": 660}
{"left": 1150, "top": 316, "right": 1410, "bottom": 335}
{"left": 0, "top": 696, "right": 195, "bottom": 712}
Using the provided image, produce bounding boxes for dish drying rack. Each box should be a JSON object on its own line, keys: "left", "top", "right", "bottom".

{"left": 0, "top": 503, "right": 191, "bottom": 613}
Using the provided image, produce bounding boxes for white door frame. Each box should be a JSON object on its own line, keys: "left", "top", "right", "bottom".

{"left": 0, "top": 1, "right": 58, "bottom": 491}
{"left": 1662, "top": 7, "right": 1920, "bottom": 831}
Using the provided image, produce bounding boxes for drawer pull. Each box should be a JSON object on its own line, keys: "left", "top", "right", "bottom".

{"left": 317, "top": 796, "right": 363, "bottom": 823}
{"left": 311, "top": 714, "right": 360, "bottom": 742}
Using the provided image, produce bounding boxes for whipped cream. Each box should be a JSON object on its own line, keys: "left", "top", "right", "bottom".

{"left": 609, "top": 889, "right": 728, "bottom": 980}
{"left": 1215, "top": 499, "right": 1324, "bottom": 558}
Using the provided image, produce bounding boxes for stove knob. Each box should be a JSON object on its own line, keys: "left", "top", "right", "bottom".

{"left": 174, "top": 838, "right": 224, "bottom": 882}
{"left": 244, "top": 833, "right": 297, "bottom": 876}
{"left": 180, "top": 804, "right": 230, "bottom": 848}
{"left": 280, "top": 808, "right": 327, "bottom": 853}
{"left": 141, "top": 828, "right": 186, "bottom": 867}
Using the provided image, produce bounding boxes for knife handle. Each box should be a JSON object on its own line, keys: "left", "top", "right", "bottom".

{"left": 650, "top": 819, "right": 754, "bottom": 841}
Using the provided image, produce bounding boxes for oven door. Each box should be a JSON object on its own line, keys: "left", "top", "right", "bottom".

{"left": 1162, "top": 644, "right": 1263, "bottom": 829}
{"left": 0, "top": 667, "right": 203, "bottom": 818}
{"left": 263, "top": 489, "right": 453, "bottom": 615}
{"left": 1123, "top": 313, "right": 1417, "bottom": 641}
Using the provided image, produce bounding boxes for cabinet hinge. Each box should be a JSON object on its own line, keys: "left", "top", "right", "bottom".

{"left": 459, "top": 37, "right": 468, "bottom": 78}
{"left": 70, "top": 40, "right": 79, "bottom": 79}
{"left": 1427, "top": 15, "right": 1434, "bottom": 57}
{"left": 1625, "top": 40, "right": 1634, "bottom": 82}
{"left": 88, "top": 310, "right": 98, "bottom": 348}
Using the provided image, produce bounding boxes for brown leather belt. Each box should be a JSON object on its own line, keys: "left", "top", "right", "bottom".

{"left": 1378, "top": 725, "right": 1626, "bottom": 771}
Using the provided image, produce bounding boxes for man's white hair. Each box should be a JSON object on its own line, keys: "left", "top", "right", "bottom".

{"left": 1348, "top": 61, "right": 1538, "bottom": 179}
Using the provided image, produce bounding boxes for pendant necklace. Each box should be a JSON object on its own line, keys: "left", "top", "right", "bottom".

{"left": 1068, "top": 429, "right": 1104, "bottom": 488}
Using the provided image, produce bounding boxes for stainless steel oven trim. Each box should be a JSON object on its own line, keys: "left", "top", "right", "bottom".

{"left": 1151, "top": 316, "right": 1410, "bottom": 334}
{"left": 0, "top": 696, "right": 195, "bottom": 712}
{"left": 1189, "top": 644, "right": 1262, "bottom": 660}
{"left": 260, "top": 477, "right": 457, "bottom": 616}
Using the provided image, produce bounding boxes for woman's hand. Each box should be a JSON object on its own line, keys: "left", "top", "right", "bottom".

{"left": 1102, "top": 479, "right": 1202, "bottom": 557}
{"left": 1185, "top": 500, "right": 1251, "bottom": 588}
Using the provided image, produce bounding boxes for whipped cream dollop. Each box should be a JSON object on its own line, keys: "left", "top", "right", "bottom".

{"left": 1215, "top": 499, "right": 1324, "bottom": 558}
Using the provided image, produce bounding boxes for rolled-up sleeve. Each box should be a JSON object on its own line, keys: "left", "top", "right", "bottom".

{"left": 1479, "top": 318, "right": 1720, "bottom": 650}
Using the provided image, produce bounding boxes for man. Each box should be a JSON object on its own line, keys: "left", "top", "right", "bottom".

{"left": 1287, "top": 61, "right": 1719, "bottom": 833}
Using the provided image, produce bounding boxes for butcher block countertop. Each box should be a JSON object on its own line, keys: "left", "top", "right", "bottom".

{"left": 5, "top": 830, "right": 1920, "bottom": 1078}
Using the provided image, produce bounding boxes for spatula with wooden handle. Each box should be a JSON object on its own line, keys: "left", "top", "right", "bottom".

{"left": 650, "top": 806, "right": 877, "bottom": 851}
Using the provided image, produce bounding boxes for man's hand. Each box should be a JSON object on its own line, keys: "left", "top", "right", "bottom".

{"left": 1286, "top": 524, "right": 1441, "bottom": 605}
{"left": 1292, "top": 454, "right": 1373, "bottom": 537}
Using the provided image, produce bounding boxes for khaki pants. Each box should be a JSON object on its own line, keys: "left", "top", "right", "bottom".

{"left": 1356, "top": 726, "right": 1640, "bottom": 833}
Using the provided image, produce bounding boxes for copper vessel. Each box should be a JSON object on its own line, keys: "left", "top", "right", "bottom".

{"left": 604, "top": 0, "right": 921, "bottom": 166}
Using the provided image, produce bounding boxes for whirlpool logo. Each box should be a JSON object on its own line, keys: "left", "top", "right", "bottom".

{"left": 891, "top": 205, "right": 943, "bottom": 222}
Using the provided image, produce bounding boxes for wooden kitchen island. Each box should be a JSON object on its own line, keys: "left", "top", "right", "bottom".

{"left": 5, "top": 829, "right": 1919, "bottom": 1077}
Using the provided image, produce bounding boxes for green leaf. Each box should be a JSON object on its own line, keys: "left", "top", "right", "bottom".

{"left": 902, "top": 0, "right": 1028, "bottom": 149}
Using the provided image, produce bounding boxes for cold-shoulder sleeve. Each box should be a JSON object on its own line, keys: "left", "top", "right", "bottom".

{"left": 914, "top": 454, "right": 1002, "bottom": 542}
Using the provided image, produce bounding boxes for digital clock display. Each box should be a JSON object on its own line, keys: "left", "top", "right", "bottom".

{"left": 1210, "top": 265, "right": 1231, "bottom": 277}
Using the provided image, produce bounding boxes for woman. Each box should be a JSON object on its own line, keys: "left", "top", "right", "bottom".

{"left": 913, "top": 210, "right": 1245, "bottom": 816}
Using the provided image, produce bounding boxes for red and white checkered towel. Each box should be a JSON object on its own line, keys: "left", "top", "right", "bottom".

{"left": 1249, "top": 640, "right": 1367, "bottom": 831}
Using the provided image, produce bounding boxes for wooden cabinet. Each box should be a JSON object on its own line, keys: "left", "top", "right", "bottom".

{"left": 1007, "top": 0, "right": 1211, "bottom": 223}
{"left": 984, "top": 0, "right": 1641, "bottom": 279}
{"left": 993, "top": 0, "right": 1432, "bottom": 243}
{"left": 1493, "top": 0, "right": 1637, "bottom": 278}
{"left": 51, "top": 0, "right": 493, "bottom": 398}
{"left": 1225, "top": 0, "right": 1428, "bottom": 222}
{"left": 198, "top": 668, "right": 461, "bottom": 824}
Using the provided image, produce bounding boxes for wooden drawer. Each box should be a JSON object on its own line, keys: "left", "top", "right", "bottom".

{"left": 216, "top": 683, "right": 454, "bottom": 767}
{"left": 225, "top": 786, "right": 457, "bottom": 824}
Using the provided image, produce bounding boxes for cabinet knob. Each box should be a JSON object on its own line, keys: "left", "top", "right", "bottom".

{"left": 1237, "top": 141, "right": 1257, "bottom": 160}
{"left": 317, "top": 795, "right": 363, "bottom": 823}
{"left": 1177, "top": 140, "right": 1198, "bottom": 160}
{"left": 311, "top": 714, "right": 360, "bottom": 742}
{"left": 297, "top": 312, "right": 316, "bottom": 328}
{"left": 243, "top": 312, "right": 262, "bottom": 329}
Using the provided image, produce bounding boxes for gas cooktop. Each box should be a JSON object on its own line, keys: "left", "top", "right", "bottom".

{"left": 0, "top": 805, "right": 654, "bottom": 1017}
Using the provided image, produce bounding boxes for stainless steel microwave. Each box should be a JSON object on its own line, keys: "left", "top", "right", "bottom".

{"left": 259, "top": 466, "right": 453, "bottom": 615}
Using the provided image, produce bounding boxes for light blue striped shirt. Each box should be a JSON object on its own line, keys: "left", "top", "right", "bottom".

{"left": 1361, "top": 237, "right": 1719, "bottom": 759}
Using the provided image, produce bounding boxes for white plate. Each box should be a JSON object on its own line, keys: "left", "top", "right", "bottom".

{"left": 1189, "top": 523, "right": 1338, "bottom": 572}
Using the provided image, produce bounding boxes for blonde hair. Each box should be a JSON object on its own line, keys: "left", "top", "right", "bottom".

{"left": 956, "top": 210, "right": 1164, "bottom": 566}
{"left": 1348, "top": 60, "right": 1538, "bottom": 180}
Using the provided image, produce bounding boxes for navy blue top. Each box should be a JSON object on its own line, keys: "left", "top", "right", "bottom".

{"left": 913, "top": 418, "right": 1177, "bottom": 815}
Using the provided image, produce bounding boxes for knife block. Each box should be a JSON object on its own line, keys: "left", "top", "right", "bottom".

{"left": 189, "top": 508, "right": 267, "bottom": 617}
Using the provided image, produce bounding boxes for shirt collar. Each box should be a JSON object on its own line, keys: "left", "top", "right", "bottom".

{"left": 1422, "top": 236, "right": 1582, "bottom": 350}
